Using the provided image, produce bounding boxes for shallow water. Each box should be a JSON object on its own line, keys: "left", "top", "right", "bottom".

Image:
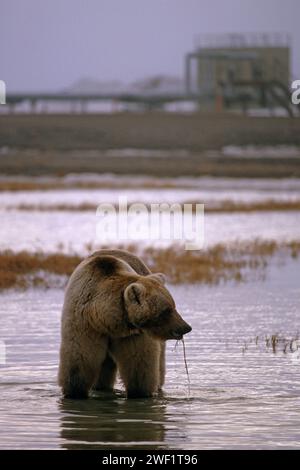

{"left": 1, "top": 209, "right": 300, "bottom": 253}
{"left": 0, "top": 260, "right": 299, "bottom": 449}
{"left": 2, "top": 178, "right": 300, "bottom": 207}
{"left": 1, "top": 178, "right": 300, "bottom": 253}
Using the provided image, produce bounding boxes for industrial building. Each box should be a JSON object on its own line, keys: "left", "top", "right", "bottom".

{"left": 185, "top": 33, "right": 292, "bottom": 114}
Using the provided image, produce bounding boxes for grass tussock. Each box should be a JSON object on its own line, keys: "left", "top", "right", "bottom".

{"left": 242, "top": 333, "right": 300, "bottom": 355}
{"left": 0, "top": 251, "right": 81, "bottom": 290}
{"left": 4, "top": 199, "right": 300, "bottom": 213}
{"left": 0, "top": 239, "right": 299, "bottom": 290}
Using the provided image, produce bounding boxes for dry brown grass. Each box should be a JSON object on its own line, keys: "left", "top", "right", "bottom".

{"left": 0, "top": 180, "right": 189, "bottom": 192}
{"left": 141, "top": 240, "right": 300, "bottom": 283}
{"left": 5, "top": 202, "right": 98, "bottom": 211}
{"left": 196, "top": 199, "right": 300, "bottom": 213}
{"left": 0, "top": 251, "right": 81, "bottom": 290}
{"left": 4, "top": 199, "right": 300, "bottom": 213}
{"left": 0, "top": 239, "right": 299, "bottom": 290}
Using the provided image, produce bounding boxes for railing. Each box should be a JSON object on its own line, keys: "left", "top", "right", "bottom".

{"left": 195, "top": 33, "right": 291, "bottom": 50}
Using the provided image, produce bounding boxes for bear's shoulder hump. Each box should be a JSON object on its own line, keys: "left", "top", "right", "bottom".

{"left": 90, "top": 255, "right": 121, "bottom": 277}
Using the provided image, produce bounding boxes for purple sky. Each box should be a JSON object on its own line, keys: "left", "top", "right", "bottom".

{"left": 1, "top": 0, "right": 300, "bottom": 92}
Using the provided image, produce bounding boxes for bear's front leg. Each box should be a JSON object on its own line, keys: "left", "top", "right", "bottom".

{"left": 110, "top": 333, "right": 160, "bottom": 398}
{"left": 59, "top": 334, "right": 109, "bottom": 399}
{"left": 159, "top": 341, "right": 166, "bottom": 391}
{"left": 94, "top": 353, "right": 117, "bottom": 392}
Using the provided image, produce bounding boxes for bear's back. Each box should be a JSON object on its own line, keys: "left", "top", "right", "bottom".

{"left": 64, "top": 250, "right": 150, "bottom": 307}
{"left": 88, "top": 249, "right": 151, "bottom": 276}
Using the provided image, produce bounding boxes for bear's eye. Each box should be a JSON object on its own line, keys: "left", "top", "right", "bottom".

{"left": 160, "top": 307, "right": 172, "bottom": 318}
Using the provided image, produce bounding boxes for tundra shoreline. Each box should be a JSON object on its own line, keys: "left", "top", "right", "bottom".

{"left": 1, "top": 113, "right": 300, "bottom": 178}
{"left": 0, "top": 240, "right": 299, "bottom": 290}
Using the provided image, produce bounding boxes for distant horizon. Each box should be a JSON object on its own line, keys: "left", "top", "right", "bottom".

{"left": 1, "top": 0, "right": 299, "bottom": 93}
{"left": 6, "top": 74, "right": 185, "bottom": 94}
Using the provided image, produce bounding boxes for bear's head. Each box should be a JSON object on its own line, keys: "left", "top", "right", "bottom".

{"left": 124, "top": 274, "right": 192, "bottom": 341}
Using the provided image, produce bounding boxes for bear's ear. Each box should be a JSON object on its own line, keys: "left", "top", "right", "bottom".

{"left": 124, "top": 282, "right": 146, "bottom": 305}
{"left": 147, "top": 273, "right": 166, "bottom": 285}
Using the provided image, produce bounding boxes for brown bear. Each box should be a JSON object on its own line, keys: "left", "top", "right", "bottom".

{"left": 58, "top": 249, "right": 192, "bottom": 399}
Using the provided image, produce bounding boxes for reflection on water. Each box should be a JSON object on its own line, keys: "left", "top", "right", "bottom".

{"left": 59, "top": 395, "right": 169, "bottom": 449}
{"left": 0, "top": 259, "right": 299, "bottom": 449}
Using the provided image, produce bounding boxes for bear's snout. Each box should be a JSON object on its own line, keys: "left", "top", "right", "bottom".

{"left": 162, "top": 310, "right": 192, "bottom": 340}
{"left": 171, "top": 321, "right": 192, "bottom": 340}
{"left": 145, "top": 309, "right": 192, "bottom": 341}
